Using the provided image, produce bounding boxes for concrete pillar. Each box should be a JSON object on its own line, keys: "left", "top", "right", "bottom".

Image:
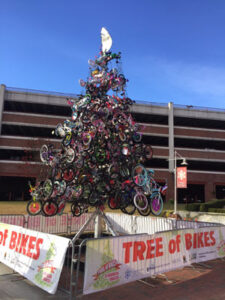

{"left": 168, "top": 102, "right": 174, "bottom": 172}
{"left": 0, "top": 84, "right": 6, "bottom": 135}
{"left": 205, "top": 181, "right": 214, "bottom": 202}
{"left": 168, "top": 102, "right": 175, "bottom": 202}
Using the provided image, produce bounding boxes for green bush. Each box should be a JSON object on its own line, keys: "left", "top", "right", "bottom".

{"left": 200, "top": 199, "right": 225, "bottom": 212}
{"left": 200, "top": 203, "right": 207, "bottom": 212}
{"left": 208, "top": 208, "right": 225, "bottom": 214}
{"left": 169, "top": 199, "right": 174, "bottom": 205}
{"left": 186, "top": 203, "right": 201, "bottom": 211}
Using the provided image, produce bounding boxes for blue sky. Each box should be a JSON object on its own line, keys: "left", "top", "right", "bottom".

{"left": 1, "top": 0, "right": 225, "bottom": 109}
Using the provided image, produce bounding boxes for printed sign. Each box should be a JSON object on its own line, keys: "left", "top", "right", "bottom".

{"left": 83, "top": 226, "right": 225, "bottom": 294}
{"left": 0, "top": 222, "right": 70, "bottom": 294}
{"left": 177, "top": 167, "right": 187, "bottom": 188}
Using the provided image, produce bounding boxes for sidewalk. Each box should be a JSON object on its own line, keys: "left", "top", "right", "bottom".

{"left": 0, "top": 263, "right": 68, "bottom": 300}
{"left": 1, "top": 259, "right": 225, "bottom": 300}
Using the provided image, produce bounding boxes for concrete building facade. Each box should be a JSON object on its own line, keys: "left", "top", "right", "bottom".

{"left": 0, "top": 84, "right": 225, "bottom": 202}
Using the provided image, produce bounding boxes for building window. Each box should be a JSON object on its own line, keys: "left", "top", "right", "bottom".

{"left": 178, "top": 184, "right": 205, "bottom": 204}
{"left": 0, "top": 176, "right": 35, "bottom": 201}
{"left": 216, "top": 185, "right": 225, "bottom": 199}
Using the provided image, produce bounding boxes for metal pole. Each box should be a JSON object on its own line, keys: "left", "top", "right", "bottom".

{"left": 99, "top": 210, "right": 119, "bottom": 236}
{"left": 174, "top": 151, "right": 177, "bottom": 214}
{"left": 71, "top": 210, "right": 98, "bottom": 243}
{"left": 94, "top": 209, "right": 102, "bottom": 238}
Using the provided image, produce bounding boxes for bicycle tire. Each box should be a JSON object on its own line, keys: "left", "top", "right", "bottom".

{"left": 121, "top": 204, "right": 136, "bottom": 215}
{"left": 57, "top": 200, "right": 66, "bottom": 215}
{"left": 71, "top": 202, "right": 82, "bottom": 217}
{"left": 54, "top": 180, "right": 67, "bottom": 196}
{"left": 27, "top": 200, "right": 42, "bottom": 216}
{"left": 137, "top": 205, "right": 151, "bottom": 216}
{"left": 62, "top": 167, "right": 75, "bottom": 182}
{"left": 133, "top": 192, "right": 148, "bottom": 210}
{"left": 72, "top": 184, "right": 83, "bottom": 199}
{"left": 108, "top": 196, "right": 120, "bottom": 210}
{"left": 132, "top": 164, "right": 147, "bottom": 187}
{"left": 144, "top": 145, "right": 153, "bottom": 160}
{"left": 66, "top": 148, "right": 75, "bottom": 163}
{"left": 43, "top": 179, "right": 53, "bottom": 198}
{"left": 88, "top": 191, "right": 99, "bottom": 206}
{"left": 40, "top": 144, "right": 48, "bottom": 163}
{"left": 150, "top": 193, "right": 163, "bottom": 216}
{"left": 42, "top": 200, "right": 58, "bottom": 217}
{"left": 62, "top": 133, "right": 72, "bottom": 147}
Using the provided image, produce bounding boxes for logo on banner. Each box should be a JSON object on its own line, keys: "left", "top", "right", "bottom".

{"left": 92, "top": 240, "right": 121, "bottom": 290}
{"left": 217, "top": 229, "right": 225, "bottom": 257}
{"left": 177, "top": 167, "right": 187, "bottom": 188}
{"left": 35, "top": 242, "right": 57, "bottom": 287}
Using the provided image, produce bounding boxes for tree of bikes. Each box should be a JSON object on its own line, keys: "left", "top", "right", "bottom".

{"left": 27, "top": 29, "right": 167, "bottom": 218}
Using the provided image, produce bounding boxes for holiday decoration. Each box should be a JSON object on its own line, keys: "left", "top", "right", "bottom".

{"left": 28, "top": 28, "right": 167, "bottom": 217}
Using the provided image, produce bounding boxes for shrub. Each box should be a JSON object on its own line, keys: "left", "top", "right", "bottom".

{"left": 186, "top": 203, "right": 201, "bottom": 211}
{"left": 208, "top": 208, "right": 225, "bottom": 214}
{"left": 200, "top": 203, "right": 207, "bottom": 212}
{"left": 200, "top": 199, "right": 225, "bottom": 212}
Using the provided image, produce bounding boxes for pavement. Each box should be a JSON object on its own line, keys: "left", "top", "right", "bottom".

{"left": 0, "top": 259, "right": 225, "bottom": 300}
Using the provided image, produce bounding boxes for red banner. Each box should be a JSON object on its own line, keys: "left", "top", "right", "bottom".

{"left": 177, "top": 167, "right": 187, "bottom": 188}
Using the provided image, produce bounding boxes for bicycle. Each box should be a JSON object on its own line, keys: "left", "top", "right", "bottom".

{"left": 26, "top": 182, "right": 43, "bottom": 216}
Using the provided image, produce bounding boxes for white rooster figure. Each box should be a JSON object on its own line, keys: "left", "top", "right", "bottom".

{"left": 101, "top": 27, "right": 112, "bottom": 54}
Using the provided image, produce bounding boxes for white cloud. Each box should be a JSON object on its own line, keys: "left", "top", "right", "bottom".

{"left": 150, "top": 57, "right": 225, "bottom": 97}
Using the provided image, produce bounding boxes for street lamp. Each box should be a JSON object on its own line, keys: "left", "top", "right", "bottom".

{"left": 174, "top": 151, "right": 188, "bottom": 214}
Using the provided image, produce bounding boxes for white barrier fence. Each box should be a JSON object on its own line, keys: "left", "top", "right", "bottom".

{"left": 0, "top": 213, "right": 95, "bottom": 235}
{"left": 0, "top": 213, "right": 223, "bottom": 237}
{"left": 83, "top": 225, "right": 225, "bottom": 295}
{"left": 104, "top": 213, "right": 223, "bottom": 235}
{"left": 0, "top": 222, "right": 70, "bottom": 294}
{"left": 1, "top": 212, "right": 225, "bottom": 297}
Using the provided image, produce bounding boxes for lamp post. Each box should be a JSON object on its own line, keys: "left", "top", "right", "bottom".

{"left": 174, "top": 151, "right": 188, "bottom": 214}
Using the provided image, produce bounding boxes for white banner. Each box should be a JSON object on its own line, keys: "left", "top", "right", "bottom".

{"left": 83, "top": 226, "right": 225, "bottom": 294}
{"left": 0, "top": 222, "right": 70, "bottom": 294}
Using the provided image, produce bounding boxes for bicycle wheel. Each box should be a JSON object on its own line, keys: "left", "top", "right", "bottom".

{"left": 72, "top": 184, "right": 83, "bottom": 199}
{"left": 82, "top": 183, "right": 92, "bottom": 200}
{"left": 144, "top": 145, "right": 153, "bottom": 160}
{"left": 63, "top": 133, "right": 72, "bottom": 147}
{"left": 54, "top": 180, "right": 67, "bottom": 196}
{"left": 74, "top": 155, "right": 84, "bottom": 169}
{"left": 119, "top": 191, "right": 131, "bottom": 209}
{"left": 133, "top": 192, "right": 148, "bottom": 210}
{"left": 150, "top": 193, "right": 163, "bottom": 216}
{"left": 120, "top": 165, "right": 130, "bottom": 179}
{"left": 66, "top": 148, "right": 75, "bottom": 163}
{"left": 121, "top": 204, "right": 136, "bottom": 215}
{"left": 43, "top": 179, "right": 53, "bottom": 198}
{"left": 138, "top": 205, "right": 151, "bottom": 216}
{"left": 71, "top": 202, "right": 82, "bottom": 217}
{"left": 57, "top": 200, "right": 66, "bottom": 215}
{"left": 88, "top": 191, "right": 99, "bottom": 206}
{"left": 42, "top": 200, "right": 58, "bottom": 217}
{"left": 27, "top": 200, "right": 42, "bottom": 216}
{"left": 132, "top": 164, "right": 147, "bottom": 186}
{"left": 62, "top": 167, "right": 75, "bottom": 182}
{"left": 108, "top": 196, "right": 120, "bottom": 210}
{"left": 40, "top": 144, "right": 48, "bottom": 163}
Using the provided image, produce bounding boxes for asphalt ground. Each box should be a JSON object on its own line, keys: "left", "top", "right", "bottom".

{"left": 0, "top": 258, "right": 225, "bottom": 300}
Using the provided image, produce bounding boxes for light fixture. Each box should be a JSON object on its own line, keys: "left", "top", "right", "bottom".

{"left": 181, "top": 158, "right": 188, "bottom": 166}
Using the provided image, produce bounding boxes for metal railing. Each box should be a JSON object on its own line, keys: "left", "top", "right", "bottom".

{"left": 1, "top": 212, "right": 225, "bottom": 299}
{"left": 0, "top": 213, "right": 223, "bottom": 236}
{"left": 5, "top": 86, "right": 225, "bottom": 112}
